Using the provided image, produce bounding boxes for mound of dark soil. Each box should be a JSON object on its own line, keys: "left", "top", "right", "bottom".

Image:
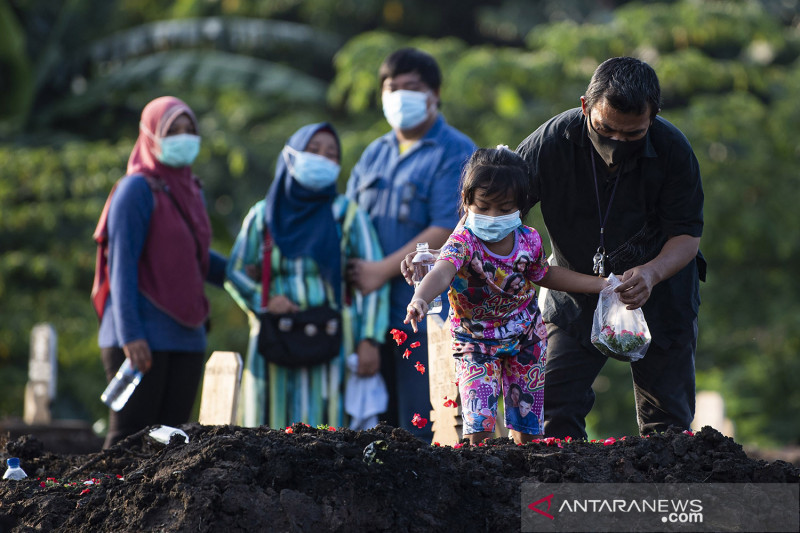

{"left": 0, "top": 424, "right": 797, "bottom": 532}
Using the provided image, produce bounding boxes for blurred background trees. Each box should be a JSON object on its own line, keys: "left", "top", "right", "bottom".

{"left": 1, "top": 0, "right": 798, "bottom": 446}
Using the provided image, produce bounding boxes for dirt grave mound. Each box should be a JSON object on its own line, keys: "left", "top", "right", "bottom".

{"left": 1, "top": 424, "right": 798, "bottom": 532}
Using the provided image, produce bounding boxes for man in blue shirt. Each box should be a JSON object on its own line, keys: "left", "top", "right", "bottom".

{"left": 346, "top": 48, "right": 476, "bottom": 440}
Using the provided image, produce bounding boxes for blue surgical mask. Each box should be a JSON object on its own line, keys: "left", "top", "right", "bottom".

{"left": 465, "top": 210, "right": 522, "bottom": 243}
{"left": 283, "top": 145, "right": 341, "bottom": 190}
{"left": 141, "top": 123, "right": 201, "bottom": 167}
{"left": 382, "top": 89, "right": 430, "bottom": 130}
{"left": 158, "top": 134, "right": 201, "bottom": 167}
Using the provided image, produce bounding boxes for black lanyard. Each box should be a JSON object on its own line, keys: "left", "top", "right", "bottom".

{"left": 589, "top": 147, "right": 622, "bottom": 276}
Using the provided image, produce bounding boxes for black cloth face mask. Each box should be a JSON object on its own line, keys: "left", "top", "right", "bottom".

{"left": 587, "top": 113, "right": 648, "bottom": 167}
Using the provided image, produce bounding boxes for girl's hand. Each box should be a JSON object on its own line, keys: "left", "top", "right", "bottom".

{"left": 404, "top": 298, "right": 429, "bottom": 333}
{"left": 267, "top": 295, "right": 299, "bottom": 314}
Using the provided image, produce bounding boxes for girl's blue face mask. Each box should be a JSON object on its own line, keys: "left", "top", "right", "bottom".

{"left": 465, "top": 210, "right": 521, "bottom": 243}
{"left": 283, "top": 145, "right": 341, "bottom": 190}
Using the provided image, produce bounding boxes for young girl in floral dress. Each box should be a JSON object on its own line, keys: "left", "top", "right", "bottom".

{"left": 405, "top": 147, "right": 607, "bottom": 445}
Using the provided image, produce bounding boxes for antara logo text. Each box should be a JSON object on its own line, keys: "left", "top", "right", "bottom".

{"left": 528, "top": 495, "right": 704, "bottom": 524}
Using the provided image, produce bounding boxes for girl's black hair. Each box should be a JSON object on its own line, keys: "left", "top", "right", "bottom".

{"left": 460, "top": 147, "right": 532, "bottom": 218}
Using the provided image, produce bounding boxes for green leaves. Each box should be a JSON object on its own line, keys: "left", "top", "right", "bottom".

{"left": 2, "top": 0, "right": 800, "bottom": 445}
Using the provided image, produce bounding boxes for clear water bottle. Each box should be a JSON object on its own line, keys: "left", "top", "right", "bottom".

{"left": 101, "top": 358, "right": 143, "bottom": 412}
{"left": 412, "top": 242, "right": 442, "bottom": 314}
{"left": 3, "top": 458, "right": 27, "bottom": 480}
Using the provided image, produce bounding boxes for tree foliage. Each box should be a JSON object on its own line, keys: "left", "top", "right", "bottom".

{"left": 1, "top": 0, "right": 799, "bottom": 446}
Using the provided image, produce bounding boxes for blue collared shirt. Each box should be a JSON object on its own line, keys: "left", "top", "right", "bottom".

{"left": 346, "top": 114, "right": 476, "bottom": 327}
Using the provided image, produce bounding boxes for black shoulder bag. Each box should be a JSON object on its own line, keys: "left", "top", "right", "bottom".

{"left": 256, "top": 205, "right": 355, "bottom": 367}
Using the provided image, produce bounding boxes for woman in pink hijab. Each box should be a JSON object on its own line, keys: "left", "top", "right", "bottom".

{"left": 92, "top": 96, "right": 226, "bottom": 448}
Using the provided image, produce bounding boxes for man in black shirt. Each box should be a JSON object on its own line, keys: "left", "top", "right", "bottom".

{"left": 516, "top": 57, "right": 706, "bottom": 439}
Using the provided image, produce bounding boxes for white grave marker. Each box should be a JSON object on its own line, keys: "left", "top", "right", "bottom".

{"left": 427, "top": 314, "right": 462, "bottom": 445}
{"left": 24, "top": 323, "right": 57, "bottom": 425}
{"left": 198, "top": 351, "right": 243, "bottom": 425}
{"left": 692, "top": 390, "right": 734, "bottom": 438}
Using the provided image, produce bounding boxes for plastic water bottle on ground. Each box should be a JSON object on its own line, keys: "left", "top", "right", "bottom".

{"left": 412, "top": 242, "right": 442, "bottom": 314}
{"left": 101, "top": 358, "right": 143, "bottom": 412}
{"left": 3, "top": 458, "right": 27, "bottom": 480}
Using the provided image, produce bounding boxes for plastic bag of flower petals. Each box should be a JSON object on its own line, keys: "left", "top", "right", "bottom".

{"left": 591, "top": 274, "right": 651, "bottom": 362}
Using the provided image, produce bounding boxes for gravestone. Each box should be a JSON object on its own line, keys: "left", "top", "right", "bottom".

{"left": 23, "top": 323, "right": 57, "bottom": 425}
{"left": 198, "top": 351, "right": 243, "bottom": 425}
{"left": 427, "top": 314, "right": 462, "bottom": 445}
{"left": 692, "top": 390, "right": 735, "bottom": 438}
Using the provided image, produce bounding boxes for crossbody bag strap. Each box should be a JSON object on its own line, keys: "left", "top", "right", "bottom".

{"left": 339, "top": 200, "right": 359, "bottom": 307}
{"left": 261, "top": 223, "right": 273, "bottom": 310}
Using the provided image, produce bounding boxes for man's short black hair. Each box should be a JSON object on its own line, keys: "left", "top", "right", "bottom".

{"left": 379, "top": 48, "right": 442, "bottom": 91}
{"left": 584, "top": 57, "right": 661, "bottom": 120}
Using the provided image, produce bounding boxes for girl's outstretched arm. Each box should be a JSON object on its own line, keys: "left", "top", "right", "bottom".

{"left": 404, "top": 260, "right": 457, "bottom": 332}
{"left": 537, "top": 265, "right": 607, "bottom": 294}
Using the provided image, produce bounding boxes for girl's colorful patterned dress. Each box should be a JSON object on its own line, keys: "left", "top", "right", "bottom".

{"left": 438, "top": 225, "right": 549, "bottom": 435}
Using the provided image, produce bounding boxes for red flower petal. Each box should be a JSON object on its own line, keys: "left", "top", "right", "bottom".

{"left": 80, "top": 488, "right": 90, "bottom": 495}
{"left": 414, "top": 362, "right": 426, "bottom": 374}
{"left": 390, "top": 328, "right": 408, "bottom": 346}
{"left": 402, "top": 349, "right": 411, "bottom": 359}
{"left": 603, "top": 437, "right": 617, "bottom": 446}
{"left": 682, "top": 429, "right": 694, "bottom": 436}
{"left": 411, "top": 413, "right": 428, "bottom": 428}
{"left": 285, "top": 427, "right": 293, "bottom": 434}
{"left": 410, "top": 341, "right": 421, "bottom": 348}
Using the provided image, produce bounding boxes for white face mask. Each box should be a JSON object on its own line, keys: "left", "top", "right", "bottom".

{"left": 382, "top": 89, "right": 431, "bottom": 130}
{"left": 282, "top": 145, "right": 341, "bottom": 190}
{"left": 465, "top": 210, "right": 522, "bottom": 243}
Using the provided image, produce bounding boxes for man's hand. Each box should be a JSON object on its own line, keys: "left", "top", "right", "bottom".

{"left": 346, "top": 258, "right": 389, "bottom": 295}
{"left": 356, "top": 340, "right": 380, "bottom": 376}
{"left": 616, "top": 266, "right": 657, "bottom": 310}
{"left": 123, "top": 338, "right": 152, "bottom": 373}
{"left": 400, "top": 248, "right": 441, "bottom": 286}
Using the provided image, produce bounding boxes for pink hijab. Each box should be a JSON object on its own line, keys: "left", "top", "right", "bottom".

{"left": 92, "top": 96, "right": 212, "bottom": 328}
